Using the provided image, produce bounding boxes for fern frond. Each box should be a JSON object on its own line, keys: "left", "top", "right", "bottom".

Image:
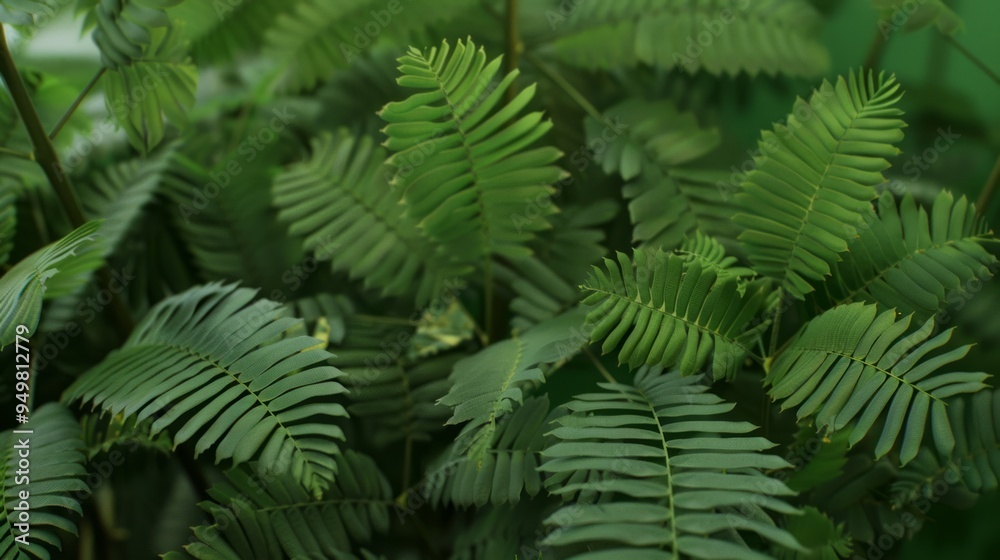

{"left": 79, "top": 413, "right": 172, "bottom": 459}
{"left": 103, "top": 28, "right": 197, "bottom": 152}
{"left": 81, "top": 0, "right": 181, "bottom": 68}
{"left": 774, "top": 507, "right": 852, "bottom": 560}
{"left": 590, "top": 99, "right": 738, "bottom": 249}
{"left": 439, "top": 308, "right": 587, "bottom": 461}
{"left": 328, "top": 313, "right": 461, "bottom": 448}
{"left": 0, "top": 0, "right": 61, "bottom": 26}
{"left": 168, "top": 0, "right": 295, "bottom": 64}
{"left": 766, "top": 302, "right": 990, "bottom": 465}
{"left": 495, "top": 200, "right": 616, "bottom": 331}
{"left": 80, "top": 145, "right": 175, "bottom": 257}
{"left": 811, "top": 190, "right": 997, "bottom": 321}
{"left": 734, "top": 70, "right": 906, "bottom": 299}
{"left": 451, "top": 501, "right": 549, "bottom": 560}
{"left": 546, "top": 0, "right": 829, "bottom": 78}
{"left": 944, "top": 388, "right": 1000, "bottom": 494}
{"left": 63, "top": 283, "right": 350, "bottom": 496}
{"left": 0, "top": 220, "right": 103, "bottom": 348}
{"left": 264, "top": 0, "right": 476, "bottom": 92}
{"left": 539, "top": 370, "right": 803, "bottom": 560}
{"left": 272, "top": 130, "right": 471, "bottom": 306}
{"left": 0, "top": 404, "right": 88, "bottom": 559}
{"left": 677, "top": 232, "right": 755, "bottom": 282}
{"left": 165, "top": 451, "right": 392, "bottom": 560}
{"left": 581, "top": 249, "right": 767, "bottom": 379}
{"left": 424, "top": 396, "right": 551, "bottom": 508}
{"left": 380, "top": 38, "right": 566, "bottom": 263}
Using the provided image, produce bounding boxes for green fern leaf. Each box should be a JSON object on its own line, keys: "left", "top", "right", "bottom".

{"left": 79, "top": 0, "right": 181, "bottom": 68}
{"left": 589, "top": 99, "right": 737, "bottom": 249}
{"left": 0, "top": 404, "right": 88, "bottom": 560}
{"left": 164, "top": 451, "right": 392, "bottom": 560}
{"left": 539, "top": 370, "right": 804, "bottom": 559}
{"left": 379, "top": 38, "right": 567, "bottom": 263}
{"left": 545, "top": 0, "right": 829, "bottom": 78}
{"left": 942, "top": 388, "right": 1000, "bottom": 494}
{"left": 774, "top": 506, "right": 852, "bottom": 560}
{"left": 0, "top": 0, "right": 61, "bottom": 26}
{"left": 272, "top": 130, "right": 472, "bottom": 306}
{"left": 581, "top": 249, "right": 767, "bottom": 379}
{"left": 63, "top": 283, "right": 350, "bottom": 496}
{"left": 0, "top": 188, "right": 15, "bottom": 266}
{"left": 734, "top": 70, "right": 906, "bottom": 299}
{"left": 0, "top": 220, "right": 104, "bottom": 348}
{"left": 439, "top": 308, "right": 588, "bottom": 461}
{"left": 103, "top": 27, "right": 197, "bottom": 152}
{"left": 424, "top": 395, "right": 551, "bottom": 508}
{"left": 766, "top": 302, "right": 990, "bottom": 465}
{"left": 811, "top": 189, "right": 997, "bottom": 321}
{"left": 264, "top": 0, "right": 477, "bottom": 92}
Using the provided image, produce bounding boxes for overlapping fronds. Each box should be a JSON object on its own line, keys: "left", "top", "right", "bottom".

{"left": 423, "top": 395, "right": 551, "bottom": 508}
{"left": 63, "top": 283, "right": 350, "bottom": 496}
{"left": 774, "top": 507, "right": 852, "bottom": 560}
{"left": 102, "top": 28, "right": 197, "bottom": 152}
{"left": 327, "top": 313, "right": 462, "bottom": 448}
{"left": 79, "top": 412, "right": 172, "bottom": 459}
{"left": 164, "top": 451, "right": 392, "bottom": 560}
{"left": 380, "top": 38, "right": 566, "bottom": 263}
{"left": 494, "top": 200, "right": 616, "bottom": 331}
{"left": 766, "top": 302, "right": 990, "bottom": 465}
{"left": 164, "top": 151, "right": 304, "bottom": 292}
{"left": 0, "top": 404, "right": 88, "bottom": 560}
{"left": 272, "top": 130, "right": 471, "bottom": 306}
{"left": 734, "top": 70, "right": 906, "bottom": 299}
{"left": 264, "top": 0, "right": 477, "bottom": 92}
{"left": 811, "top": 190, "right": 997, "bottom": 320}
{"left": 539, "top": 370, "right": 803, "bottom": 560}
{"left": 589, "top": 99, "right": 738, "bottom": 249}
{"left": 168, "top": 0, "right": 296, "bottom": 64}
{"left": 439, "top": 308, "right": 587, "bottom": 460}
{"left": 677, "top": 232, "right": 755, "bottom": 282}
{"left": 0, "top": 220, "right": 103, "bottom": 348}
{"left": 581, "top": 249, "right": 767, "bottom": 379}
{"left": 546, "top": 0, "right": 829, "bottom": 77}
{"left": 80, "top": 145, "right": 175, "bottom": 256}
{"left": 0, "top": 0, "right": 61, "bottom": 26}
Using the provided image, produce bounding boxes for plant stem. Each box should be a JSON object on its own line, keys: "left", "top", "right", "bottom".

{"left": 0, "top": 145, "right": 33, "bottom": 159}
{"left": 584, "top": 347, "right": 616, "bottom": 384}
{"left": 523, "top": 52, "right": 609, "bottom": 126}
{"left": 505, "top": 0, "right": 520, "bottom": 102}
{"left": 0, "top": 26, "right": 134, "bottom": 339}
{"left": 768, "top": 289, "right": 783, "bottom": 358}
{"left": 0, "top": 25, "right": 87, "bottom": 227}
{"left": 944, "top": 35, "right": 1000, "bottom": 88}
{"left": 976, "top": 154, "right": 1000, "bottom": 217}
{"left": 50, "top": 67, "right": 106, "bottom": 141}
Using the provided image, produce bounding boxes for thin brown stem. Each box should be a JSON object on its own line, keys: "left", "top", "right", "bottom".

{"left": 402, "top": 434, "right": 413, "bottom": 492}
{"left": 0, "top": 145, "right": 33, "bottom": 159}
{"left": 976, "top": 154, "right": 1000, "bottom": 217}
{"left": 49, "top": 67, "right": 106, "bottom": 140}
{"left": 523, "top": 52, "right": 609, "bottom": 126}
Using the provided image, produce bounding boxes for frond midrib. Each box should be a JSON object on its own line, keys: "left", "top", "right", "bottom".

{"left": 833, "top": 235, "right": 992, "bottom": 306}
{"left": 410, "top": 49, "right": 490, "bottom": 257}
{"left": 792, "top": 346, "right": 946, "bottom": 404}
{"left": 581, "top": 284, "right": 754, "bottom": 354}
{"left": 635, "top": 385, "right": 679, "bottom": 560}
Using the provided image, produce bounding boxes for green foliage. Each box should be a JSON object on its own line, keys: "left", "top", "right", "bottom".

{"left": 582, "top": 249, "right": 767, "bottom": 379}
{"left": 63, "top": 283, "right": 349, "bottom": 496}
{"left": 0, "top": 404, "right": 88, "bottom": 559}
{"left": 540, "top": 370, "right": 804, "bottom": 560}
{"left": 766, "top": 302, "right": 989, "bottom": 465}
{"left": 1, "top": 3, "right": 998, "bottom": 558}
{"left": 380, "top": 37, "right": 566, "bottom": 264}
{"left": 0, "top": 220, "right": 103, "bottom": 348}
{"left": 734, "top": 70, "right": 905, "bottom": 299}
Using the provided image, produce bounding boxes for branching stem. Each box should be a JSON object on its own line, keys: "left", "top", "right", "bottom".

{"left": 50, "top": 67, "right": 105, "bottom": 140}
